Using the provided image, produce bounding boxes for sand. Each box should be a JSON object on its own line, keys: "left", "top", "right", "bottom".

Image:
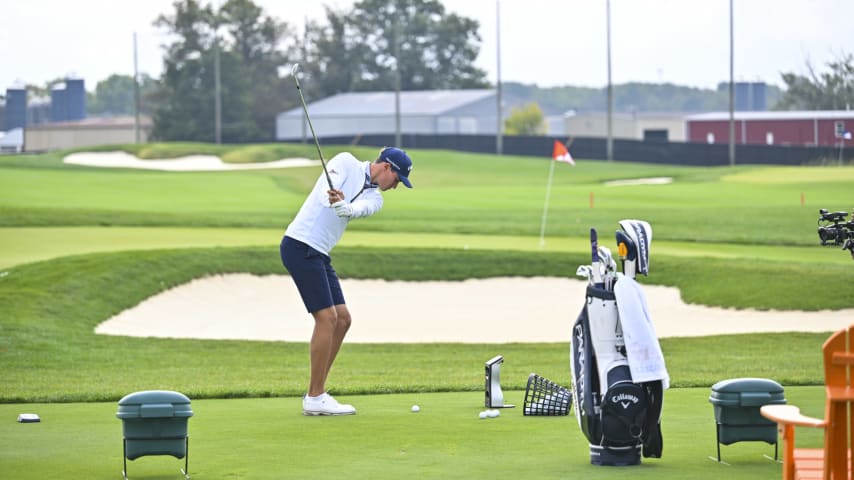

{"left": 63, "top": 151, "right": 320, "bottom": 171}
{"left": 95, "top": 274, "right": 854, "bottom": 343}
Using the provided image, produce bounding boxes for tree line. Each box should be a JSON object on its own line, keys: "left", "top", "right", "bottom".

{"left": 22, "top": 0, "right": 854, "bottom": 142}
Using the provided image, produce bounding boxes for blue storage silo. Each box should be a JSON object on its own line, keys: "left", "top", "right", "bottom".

{"left": 5, "top": 87, "right": 27, "bottom": 130}
{"left": 735, "top": 82, "right": 767, "bottom": 112}
{"left": 51, "top": 83, "right": 67, "bottom": 122}
{"left": 65, "top": 78, "right": 85, "bottom": 121}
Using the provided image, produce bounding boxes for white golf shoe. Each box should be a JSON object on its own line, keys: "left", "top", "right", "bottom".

{"left": 302, "top": 393, "right": 356, "bottom": 416}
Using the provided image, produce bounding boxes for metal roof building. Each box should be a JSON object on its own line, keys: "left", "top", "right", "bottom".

{"left": 685, "top": 110, "right": 854, "bottom": 147}
{"left": 276, "top": 89, "right": 503, "bottom": 140}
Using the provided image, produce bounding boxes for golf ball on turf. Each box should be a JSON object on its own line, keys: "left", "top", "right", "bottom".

{"left": 411, "top": 405, "right": 420, "bottom": 413}
{"left": 487, "top": 409, "right": 499, "bottom": 418}
{"left": 479, "top": 411, "right": 488, "bottom": 419}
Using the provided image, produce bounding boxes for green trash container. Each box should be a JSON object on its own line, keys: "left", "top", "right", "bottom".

{"left": 709, "top": 378, "right": 785, "bottom": 462}
{"left": 117, "top": 390, "right": 193, "bottom": 479}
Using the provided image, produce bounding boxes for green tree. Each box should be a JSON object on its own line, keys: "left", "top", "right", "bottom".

{"left": 300, "top": 7, "right": 371, "bottom": 98}
{"left": 151, "top": 0, "right": 297, "bottom": 142}
{"left": 504, "top": 102, "right": 545, "bottom": 135}
{"left": 776, "top": 53, "right": 854, "bottom": 110}
{"left": 87, "top": 74, "right": 160, "bottom": 116}
{"left": 306, "top": 0, "right": 489, "bottom": 96}
{"left": 220, "top": 0, "right": 296, "bottom": 139}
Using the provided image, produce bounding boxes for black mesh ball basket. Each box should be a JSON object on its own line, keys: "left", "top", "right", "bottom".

{"left": 523, "top": 373, "right": 572, "bottom": 416}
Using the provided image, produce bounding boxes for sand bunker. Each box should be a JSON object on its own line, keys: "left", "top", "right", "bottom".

{"left": 95, "top": 275, "right": 854, "bottom": 343}
{"left": 63, "top": 151, "right": 320, "bottom": 171}
{"left": 604, "top": 177, "right": 673, "bottom": 186}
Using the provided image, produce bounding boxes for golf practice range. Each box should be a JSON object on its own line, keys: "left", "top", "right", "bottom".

{"left": 0, "top": 144, "right": 852, "bottom": 479}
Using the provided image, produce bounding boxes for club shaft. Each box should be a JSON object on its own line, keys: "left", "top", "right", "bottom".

{"left": 293, "top": 70, "right": 334, "bottom": 190}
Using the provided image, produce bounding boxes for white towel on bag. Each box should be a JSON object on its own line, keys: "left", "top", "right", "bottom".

{"left": 614, "top": 274, "right": 670, "bottom": 389}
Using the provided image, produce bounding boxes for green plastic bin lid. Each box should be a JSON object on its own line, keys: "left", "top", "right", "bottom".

{"left": 711, "top": 378, "right": 784, "bottom": 394}
{"left": 709, "top": 378, "right": 785, "bottom": 407}
{"left": 119, "top": 390, "right": 191, "bottom": 405}
{"left": 117, "top": 390, "right": 193, "bottom": 419}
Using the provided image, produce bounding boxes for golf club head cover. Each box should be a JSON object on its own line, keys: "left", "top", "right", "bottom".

{"left": 615, "top": 230, "right": 636, "bottom": 278}
{"left": 618, "top": 220, "right": 652, "bottom": 276}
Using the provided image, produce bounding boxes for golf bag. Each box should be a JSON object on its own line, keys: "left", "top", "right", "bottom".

{"left": 570, "top": 220, "right": 667, "bottom": 466}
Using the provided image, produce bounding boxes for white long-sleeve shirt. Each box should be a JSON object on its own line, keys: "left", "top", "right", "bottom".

{"left": 284, "top": 152, "right": 383, "bottom": 255}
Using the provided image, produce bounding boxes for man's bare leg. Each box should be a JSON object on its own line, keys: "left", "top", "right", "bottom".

{"left": 308, "top": 306, "right": 337, "bottom": 397}
{"left": 326, "top": 304, "right": 352, "bottom": 373}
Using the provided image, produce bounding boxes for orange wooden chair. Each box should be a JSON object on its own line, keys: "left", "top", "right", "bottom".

{"left": 760, "top": 324, "right": 854, "bottom": 480}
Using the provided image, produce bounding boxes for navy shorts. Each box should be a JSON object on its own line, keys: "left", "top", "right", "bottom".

{"left": 280, "top": 236, "right": 345, "bottom": 313}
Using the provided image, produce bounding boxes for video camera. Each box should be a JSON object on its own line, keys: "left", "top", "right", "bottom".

{"left": 817, "top": 208, "right": 851, "bottom": 246}
{"left": 819, "top": 208, "right": 848, "bottom": 223}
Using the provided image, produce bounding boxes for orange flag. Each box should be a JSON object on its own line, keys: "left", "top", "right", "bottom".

{"left": 552, "top": 140, "right": 575, "bottom": 165}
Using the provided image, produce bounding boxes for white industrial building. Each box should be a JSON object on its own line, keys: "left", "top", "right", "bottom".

{"left": 563, "top": 111, "right": 687, "bottom": 142}
{"left": 276, "top": 89, "right": 512, "bottom": 140}
{"left": 24, "top": 116, "right": 153, "bottom": 152}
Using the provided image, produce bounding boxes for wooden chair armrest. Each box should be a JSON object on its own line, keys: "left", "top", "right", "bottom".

{"left": 760, "top": 404, "right": 825, "bottom": 428}
{"left": 831, "top": 351, "right": 854, "bottom": 366}
{"left": 825, "top": 386, "right": 854, "bottom": 401}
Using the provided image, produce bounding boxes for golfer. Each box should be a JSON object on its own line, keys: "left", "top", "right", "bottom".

{"left": 280, "top": 146, "right": 413, "bottom": 415}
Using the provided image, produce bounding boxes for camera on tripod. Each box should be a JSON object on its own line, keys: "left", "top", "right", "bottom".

{"left": 817, "top": 208, "right": 852, "bottom": 246}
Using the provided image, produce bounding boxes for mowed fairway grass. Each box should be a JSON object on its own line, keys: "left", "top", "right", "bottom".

{"left": 0, "top": 388, "right": 828, "bottom": 479}
{"left": 0, "top": 143, "right": 852, "bottom": 479}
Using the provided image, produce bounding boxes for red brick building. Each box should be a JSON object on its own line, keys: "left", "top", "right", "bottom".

{"left": 685, "top": 111, "right": 854, "bottom": 147}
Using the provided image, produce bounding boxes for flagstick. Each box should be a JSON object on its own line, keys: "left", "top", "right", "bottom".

{"left": 539, "top": 159, "right": 556, "bottom": 248}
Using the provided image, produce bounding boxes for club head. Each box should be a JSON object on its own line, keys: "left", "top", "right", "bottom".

{"left": 277, "top": 63, "right": 300, "bottom": 79}
{"left": 597, "top": 246, "right": 615, "bottom": 272}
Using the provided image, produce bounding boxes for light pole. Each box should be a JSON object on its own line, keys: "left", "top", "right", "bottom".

{"left": 214, "top": 34, "right": 222, "bottom": 144}
{"left": 496, "top": 0, "right": 503, "bottom": 155}
{"left": 394, "top": 16, "right": 402, "bottom": 147}
{"left": 133, "top": 32, "right": 141, "bottom": 144}
{"left": 606, "top": 0, "right": 613, "bottom": 162}
{"left": 728, "top": 0, "right": 735, "bottom": 166}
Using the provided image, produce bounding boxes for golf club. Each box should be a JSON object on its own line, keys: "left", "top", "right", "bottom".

{"left": 291, "top": 63, "right": 334, "bottom": 190}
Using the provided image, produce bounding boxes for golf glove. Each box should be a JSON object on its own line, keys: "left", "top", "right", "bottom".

{"left": 331, "top": 200, "right": 353, "bottom": 218}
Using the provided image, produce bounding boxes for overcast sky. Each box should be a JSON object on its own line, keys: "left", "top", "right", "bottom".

{"left": 2, "top": 0, "right": 852, "bottom": 92}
